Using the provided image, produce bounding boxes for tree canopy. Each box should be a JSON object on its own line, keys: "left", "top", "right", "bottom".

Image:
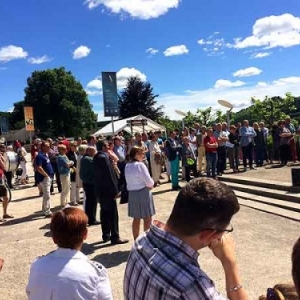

{"left": 10, "top": 67, "right": 96, "bottom": 137}
{"left": 118, "top": 76, "right": 164, "bottom": 121}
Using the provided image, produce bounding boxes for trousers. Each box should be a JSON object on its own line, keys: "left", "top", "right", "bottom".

{"left": 170, "top": 156, "right": 179, "bottom": 187}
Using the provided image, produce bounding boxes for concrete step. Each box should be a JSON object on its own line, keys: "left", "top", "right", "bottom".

{"left": 225, "top": 181, "right": 300, "bottom": 204}
{"left": 237, "top": 197, "right": 300, "bottom": 222}
{"left": 219, "top": 174, "right": 300, "bottom": 193}
{"left": 235, "top": 190, "right": 300, "bottom": 213}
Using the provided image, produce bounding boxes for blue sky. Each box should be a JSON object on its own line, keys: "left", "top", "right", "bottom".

{"left": 0, "top": 0, "right": 300, "bottom": 120}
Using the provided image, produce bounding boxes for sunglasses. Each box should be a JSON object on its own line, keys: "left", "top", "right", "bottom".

{"left": 202, "top": 224, "right": 234, "bottom": 234}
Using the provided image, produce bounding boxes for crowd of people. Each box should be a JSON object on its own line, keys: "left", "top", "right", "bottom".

{"left": 1, "top": 116, "right": 300, "bottom": 299}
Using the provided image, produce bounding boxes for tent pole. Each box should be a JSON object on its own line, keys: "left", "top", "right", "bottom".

{"left": 111, "top": 117, "right": 115, "bottom": 135}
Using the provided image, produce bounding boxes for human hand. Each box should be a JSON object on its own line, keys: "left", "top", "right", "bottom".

{"left": 209, "top": 235, "right": 237, "bottom": 266}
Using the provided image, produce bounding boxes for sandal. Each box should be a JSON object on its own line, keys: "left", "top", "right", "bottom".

{"left": 3, "top": 214, "right": 14, "bottom": 219}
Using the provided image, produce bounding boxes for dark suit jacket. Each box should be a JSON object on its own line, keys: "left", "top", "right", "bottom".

{"left": 165, "top": 138, "right": 182, "bottom": 161}
{"left": 93, "top": 151, "right": 118, "bottom": 199}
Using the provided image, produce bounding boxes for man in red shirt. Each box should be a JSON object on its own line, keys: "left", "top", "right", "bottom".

{"left": 204, "top": 128, "right": 218, "bottom": 179}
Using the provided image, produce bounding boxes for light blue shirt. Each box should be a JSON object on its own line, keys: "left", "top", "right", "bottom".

{"left": 26, "top": 248, "right": 113, "bottom": 300}
{"left": 239, "top": 126, "right": 257, "bottom": 146}
{"left": 113, "top": 145, "right": 126, "bottom": 162}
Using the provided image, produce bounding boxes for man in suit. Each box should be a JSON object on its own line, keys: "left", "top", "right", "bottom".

{"left": 94, "top": 140, "right": 129, "bottom": 245}
{"left": 165, "top": 131, "right": 182, "bottom": 191}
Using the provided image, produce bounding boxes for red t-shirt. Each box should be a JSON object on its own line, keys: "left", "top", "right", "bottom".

{"left": 204, "top": 136, "right": 218, "bottom": 153}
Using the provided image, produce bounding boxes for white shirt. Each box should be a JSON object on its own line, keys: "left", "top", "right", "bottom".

{"left": 125, "top": 161, "right": 154, "bottom": 191}
{"left": 148, "top": 141, "right": 161, "bottom": 160}
{"left": 188, "top": 135, "right": 197, "bottom": 152}
{"left": 26, "top": 248, "right": 113, "bottom": 300}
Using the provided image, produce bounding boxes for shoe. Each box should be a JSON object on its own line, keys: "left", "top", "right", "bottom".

{"left": 102, "top": 237, "right": 110, "bottom": 243}
{"left": 111, "top": 238, "right": 129, "bottom": 245}
{"left": 3, "top": 214, "right": 14, "bottom": 219}
{"left": 88, "top": 221, "right": 101, "bottom": 226}
{"left": 217, "top": 173, "right": 222, "bottom": 176}
{"left": 250, "top": 167, "right": 257, "bottom": 170}
{"left": 172, "top": 185, "right": 182, "bottom": 191}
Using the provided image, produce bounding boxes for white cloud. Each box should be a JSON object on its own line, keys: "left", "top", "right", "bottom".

{"left": 214, "top": 79, "right": 246, "bottom": 89}
{"left": 28, "top": 55, "right": 52, "bottom": 64}
{"left": 0, "top": 45, "right": 28, "bottom": 63}
{"left": 233, "top": 67, "right": 262, "bottom": 77}
{"left": 197, "top": 34, "right": 226, "bottom": 56}
{"left": 163, "top": 45, "right": 189, "bottom": 57}
{"left": 86, "top": 67, "right": 147, "bottom": 95}
{"left": 146, "top": 48, "right": 159, "bottom": 55}
{"left": 73, "top": 45, "right": 91, "bottom": 60}
{"left": 84, "top": 0, "right": 180, "bottom": 20}
{"left": 158, "top": 76, "right": 300, "bottom": 120}
{"left": 234, "top": 13, "right": 300, "bottom": 49}
{"left": 252, "top": 52, "right": 271, "bottom": 58}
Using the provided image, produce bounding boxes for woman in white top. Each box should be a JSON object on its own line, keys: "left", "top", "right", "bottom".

{"left": 125, "top": 146, "right": 155, "bottom": 240}
{"left": 148, "top": 133, "right": 162, "bottom": 187}
{"left": 18, "top": 141, "right": 28, "bottom": 185}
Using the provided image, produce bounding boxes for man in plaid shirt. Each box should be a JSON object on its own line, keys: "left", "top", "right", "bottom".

{"left": 124, "top": 178, "right": 249, "bottom": 300}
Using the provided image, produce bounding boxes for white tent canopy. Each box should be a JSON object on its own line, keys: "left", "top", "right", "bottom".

{"left": 93, "top": 115, "right": 166, "bottom": 137}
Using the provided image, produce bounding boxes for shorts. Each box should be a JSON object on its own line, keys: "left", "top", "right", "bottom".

{"left": 0, "top": 184, "right": 7, "bottom": 197}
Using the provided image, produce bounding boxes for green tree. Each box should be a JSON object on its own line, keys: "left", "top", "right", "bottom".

{"left": 118, "top": 76, "right": 164, "bottom": 121}
{"left": 11, "top": 67, "right": 96, "bottom": 137}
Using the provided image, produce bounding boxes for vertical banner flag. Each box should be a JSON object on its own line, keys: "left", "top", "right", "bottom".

{"left": 24, "top": 106, "right": 35, "bottom": 131}
{"left": 101, "top": 72, "right": 119, "bottom": 117}
{"left": 0, "top": 116, "right": 9, "bottom": 134}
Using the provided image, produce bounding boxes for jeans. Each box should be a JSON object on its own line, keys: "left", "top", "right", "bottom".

{"left": 184, "top": 163, "right": 197, "bottom": 182}
{"left": 40, "top": 177, "right": 52, "bottom": 215}
{"left": 50, "top": 162, "right": 62, "bottom": 193}
{"left": 217, "top": 146, "right": 226, "bottom": 174}
{"left": 206, "top": 152, "right": 217, "bottom": 178}
{"left": 242, "top": 143, "right": 254, "bottom": 168}
{"left": 170, "top": 156, "right": 179, "bottom": 187}
{"left": 227, "top": 147, "right": 239, "bottom": 170}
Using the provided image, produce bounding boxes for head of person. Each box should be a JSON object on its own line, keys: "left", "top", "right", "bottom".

{"left": 259, "top": 122, "right": 265, "bottom": 129}
{"left": 129, "top": 146, "right": 145, "bottom": 162}
{"left": 58, "top": 144, "right": 67, "bottom": 155}
{"left": 207, "top": 128, "right": 213, "bottom": 137}
{"left": 135, "top": 132, "right": 142, "bottom": 142}
{"left": 78, "top": 145, "right": 87, "bottom": 156}
{"left": 169, "top": 131, "right": 176, "bottom": 139}
{"left": 259, "top": 283, "right": 298, "bottom": 300}
{"left": 77, "top": 137, "right": 82, "bottom": 145}
{"left": 229, "top": 125, "right": 236, "bottom": 134}
{"left": 253, "top": 122, "right": 259, "bottom": 130}
{"left": 236, "top": 122, "right": 241, "bottom": 129}
{"left": 190, "top": 128, "right": 196, "bottom": 136}
{"left": 166, "top": 178, "right": 240, "bottom": 250}
{"left": 20, "top": 141, "right": 25, "bottom": 147}
{"left": 114, "top": 136, "right": 121, "bottom": 146}
{"left": 50, "top": 207, "right": 88, "bottom": 250}
{"left": 142, "top": 132, "right": 148, "bottom": 142}
{"left": 118, "top": 131, "right": 123, "bottom": 137}
{"left": 278, "top": 120, "right": 285, "bottom": 128}
{"left": 292, "top": 237, "right": 300, "bottom": 297}
{"left": 195, "top": 123, "right": 200, "bottom": 130}
{"left": 87, "top": 135, "right": 96, "bottom": 145}
{"left": 222, "top": 122, "right": 228, "bottom": 131}
{"left": 82, "top": 139, "right": 88, "bottom": 145}
{"left": 46, "top": 138, "right": 53, "bottom": 145}
{"left": 97, "top": 140, "right": 109, "bottom": 153}
{"left": 108, "top": 140, "right": 114, "bottom": 150}
{"left": 243, "top": 120, "right": 249, "bottom": 127}
{"left": 201, "top": 126, "right": 207, "bottom": 134}
{"left": 41, "top": 141, "right": 50, "bottom": 153}
{"left": 183, "top": 136, "right": 190, "bottom": 145}
{"left": 216, "top": 123, "right": 222, "bottom": 132}
{"left": 86, "top": 146, "right": 96, "bottom": 157}
{"left": 150, "top": 133, "right": 157, "bottom": 142}
{"left": 286, "top": 117, "right": 291, "bottom": 125}
{"left": 69, "top": 141, "right": 77, "bottom": 152}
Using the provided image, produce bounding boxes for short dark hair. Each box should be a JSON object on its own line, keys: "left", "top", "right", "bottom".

{"left": 167, "top": 178, "right": 240, "bottom": 236}
{"left": 292, "top": 237, "right": 300, "bottom": 297}
{"left": 50, "top": 207, "right": 88, "bottom": 249}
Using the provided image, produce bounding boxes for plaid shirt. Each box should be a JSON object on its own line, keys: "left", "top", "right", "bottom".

{"left": 124, "top": 220, "right": 226, "bottom": 300}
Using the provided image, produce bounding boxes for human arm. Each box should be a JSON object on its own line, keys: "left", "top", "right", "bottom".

{"left": 0, "top": 154, "right": 7, "bottom": 171}
{"left": 209, "top": 235, "right": 249, "bottom": 300}
{"left": 139, "top": 163, "right": 154, "bottom": 188}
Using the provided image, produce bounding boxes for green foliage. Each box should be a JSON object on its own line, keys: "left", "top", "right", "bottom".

{"left": 118, "top": 76, "right": 164, "bottom": 121}
{"left": 232, "top": 93, "right": 296, "bottom": 127}
{"left": 10, "top": 67, "right": 96, "bottom": 137}
{"left": 157, "top": 116, "right": 181, "bottom": 132}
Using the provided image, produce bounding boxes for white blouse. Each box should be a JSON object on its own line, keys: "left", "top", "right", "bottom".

{"left": 125, "top": 161, "right": 154, "bottom": 191}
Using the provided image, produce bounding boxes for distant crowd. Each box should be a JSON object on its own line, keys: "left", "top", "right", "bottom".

{"left": 1, "top": 116, "right": 300, "bottom": 299}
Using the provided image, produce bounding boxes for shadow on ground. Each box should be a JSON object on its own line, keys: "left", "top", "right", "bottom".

{"left": 0, "top": 213, "right": 43, "bottom": 226}
{"left": 92, "top": 250, "right": 130, "bottom": 268}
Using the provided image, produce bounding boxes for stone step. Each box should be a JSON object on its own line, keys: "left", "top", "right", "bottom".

{"left": 237, "top": 197, "right": 300, "bottom": 222}
{"left": 234, "top": 190, "right": 300, "bottom": 213}
{"left": 225, "top": 181, "right": 300, "bottom": 204}
{"left": 219, "top": 174, "right": 300, "bottom": 192}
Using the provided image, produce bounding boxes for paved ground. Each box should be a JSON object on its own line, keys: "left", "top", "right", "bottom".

{"left": 0, "top": 164, "right": 299, "bottom": 300}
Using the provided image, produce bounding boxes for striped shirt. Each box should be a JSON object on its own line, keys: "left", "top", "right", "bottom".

{"left": 123, "top": 220, "right": 226, "bottom": 300}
